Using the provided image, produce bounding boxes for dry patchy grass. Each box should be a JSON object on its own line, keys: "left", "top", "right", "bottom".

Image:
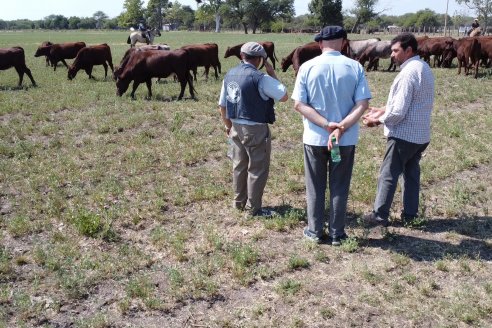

{"left": 0, "top": 30, "right": 491, "bottom": 327}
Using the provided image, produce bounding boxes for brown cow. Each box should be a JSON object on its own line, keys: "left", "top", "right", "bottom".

{"left": 114, "top": 45, "right": 171, "bottom": 80}
{"left": 291, "top": 42, "right": 321, "bottom": 75}
{"left": 0, "top": 47, "right": 36, "bottom": 87}
{"left": 34, "top": 41, "right": 53, "bottom": 67}
{"left": 68, "top": 44, "right": 114, "bottom": 80}
{"left": 477, "top": 36, "right": 492, "bottom": 67}
{"left": 418, "top": 36, "right": 455, "bottom": 67}
{"left": 444, "top": 38, "right": 481, "bottom": 78}
{"left": 180, "top": 43, "right": 221, "bottom": 81}
{"left": 224, "top": 41, "right": 277, "bottom": 69}
{"left": 282, "top": 40, "right": 351, "bottom": 73}
{"left": 281, "top": 47, "right": 298, "bottom": 72}
{"left": 115, "top": 49, "right": 196, "bottom": 100}
{"left": 47, "top": 42, "right": 86, "bottom": 71}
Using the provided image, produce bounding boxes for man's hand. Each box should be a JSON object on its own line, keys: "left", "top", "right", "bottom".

{"left": 327, "top": 128, "right": 342, "bottom": 150}
{"left": 362, "top": 107, "right": 385, "bottom": 127}
{"left": 324, "top": 121, "right": 344, "bottom": 134}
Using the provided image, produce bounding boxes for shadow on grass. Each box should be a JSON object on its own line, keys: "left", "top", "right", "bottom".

{"left": 364, "top": 215, "right": 492, "bottom": 261}
{"left": 366, "top": 234, "right": 491, "bottom": 261}
{"left": 419, "top": 216, "right": 492, "bottom": 239}
{"left": 0, "top": 85, "right": 35, "bottom": 91}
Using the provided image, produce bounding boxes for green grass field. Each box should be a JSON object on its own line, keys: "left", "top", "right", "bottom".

{"left": 1, "top": 30, "right": 491, "bottom": 327}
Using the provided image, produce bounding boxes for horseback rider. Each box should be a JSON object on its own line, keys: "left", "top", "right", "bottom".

{"left": 138, "top": 22, "right": 150, "bottom": 43}
{"left": 468, "top": 18, "right": 480, "bottom": 36}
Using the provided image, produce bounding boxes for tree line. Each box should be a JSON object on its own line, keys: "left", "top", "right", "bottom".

{"left": 0, "top": 0, "right": 488, "bottom": 34}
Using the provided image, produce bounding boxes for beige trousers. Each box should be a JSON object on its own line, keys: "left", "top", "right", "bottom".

{"left": 230, "top": 123, "right": 271, "bottom": 214}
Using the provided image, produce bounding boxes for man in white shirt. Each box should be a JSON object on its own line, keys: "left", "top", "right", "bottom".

{"left": 363, "top": 33, "right": 435, "bottom": 227}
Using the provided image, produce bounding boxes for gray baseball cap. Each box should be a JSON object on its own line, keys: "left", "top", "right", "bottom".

{"left": 240, "top": 42, "right": 267, "bottom": 59}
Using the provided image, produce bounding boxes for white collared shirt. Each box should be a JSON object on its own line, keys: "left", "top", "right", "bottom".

{"left": 380, "top": 55, "right": 435, "bottom": 144}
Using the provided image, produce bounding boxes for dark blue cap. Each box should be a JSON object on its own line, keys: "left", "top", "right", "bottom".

{"left": 314, "top": 26, "right": 347, "bottom": 42}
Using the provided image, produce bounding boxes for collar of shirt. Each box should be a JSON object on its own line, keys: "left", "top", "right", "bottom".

{"left": 241, "top": 61, "right": 257, "bottom": 69}
{"left": 400, "top": 55, "right": 420, "bottom": 69}
{"left": 321, "top": 51, "right": 342, "bottom": 57}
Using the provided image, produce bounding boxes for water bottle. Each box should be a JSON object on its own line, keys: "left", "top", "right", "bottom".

{"left": 227, "top": 137, "right": 233, "bottom": 159}
{"left": 330, "top": 136, "right": 341, "bottom": 163}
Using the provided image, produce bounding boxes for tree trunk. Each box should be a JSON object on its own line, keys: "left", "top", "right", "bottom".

{"left": 215, "top": 13, "right": 221, "bottom": 33}
{"left": 242, "top": 23, "right": 248, "bottom": 34}
{"left": 351, "top": 17, "right": 360, "bottom": 34}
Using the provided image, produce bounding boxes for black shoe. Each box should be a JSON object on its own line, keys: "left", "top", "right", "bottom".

{"left": 331, "top": 233, "right": 348, "bottom": 246}
{"left": 400, "top": 213, "right": 417, "bottom": 224}
{"left": 252, "top": 208, "right": 278, "bottom": 217}
{"left": 363, "top": 212, "right": 389, "bottom": 227}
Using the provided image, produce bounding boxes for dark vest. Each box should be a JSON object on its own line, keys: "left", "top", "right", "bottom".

{"left": 224, "top": 63, "right": 275, "bottom": 124}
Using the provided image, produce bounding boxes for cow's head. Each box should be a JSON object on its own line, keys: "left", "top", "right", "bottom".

{"left": 67, "top": 66, "right": 77, "bottom": 80}
{"left": 224, "top": 47, "right": 231, "bottom": 58}
{"left": 34, "top": 45, "right": 51, "bottom": 57}
{"left": 116, "top": 78, "right": 130, "bottom": 96}
{"left": 112, "top": 65, "right": 121, "bottom": 81}
{"left": 280, "top": 57, "right": 289, "bottom": 72}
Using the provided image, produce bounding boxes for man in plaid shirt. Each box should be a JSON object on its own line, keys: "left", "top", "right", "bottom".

{"left": 363, "top": 33, "right": 435, "bottom": 227}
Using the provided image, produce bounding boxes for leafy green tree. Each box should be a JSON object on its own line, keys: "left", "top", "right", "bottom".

{"left": 245, "top": 0, "right": 270, "bottom": 33}
{"left": 456, "top": 0, "right": 491, "bottom": 33}
{"left": 147, "top": 0, "right": 170, "bottom": 29}
{"left": 196, "top": 0, "right": 224, "bottom": 32}
{"left": 43, "top": 15, "right": 69, "bottom": 29}
{"left": 93, "top": 11, "right": 108, "bottom": 29}
{"left": 78, "top": 17, "right": 97, "bottom": 29}
{"left": 349, "top": 0, "right": 380, "bottom": 33}
{"left": 103, "top": 17, "right": 120, "bottom": 29}
{"left": 194, "top": 4, "right": 215, "bottom": 30}
{"left": 414, "top": 9, "right": 439, "bottom": 28}
{"left": 222, "top": 0, "right": 249, "bottom": 33}
{"left": 308, "top": 0, "right": 343, "bottom": 27}
{"left": 166, "top": 2, "right": 195, "bottom": 29}
{"left": 119, "top": 0, "right": 145, "bottom": 28}
{"left": 242, "top": 0, "right": 293, "bottom": 34}
{"left": 68, "top": 16, "right": 81, "bottom": 29}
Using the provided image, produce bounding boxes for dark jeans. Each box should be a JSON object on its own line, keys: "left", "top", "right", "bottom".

{"left": 374, "top": 137, "right": 429, "bottom": 220}
{"left": 304, "top": 144, "right": 355, "bottom": 238}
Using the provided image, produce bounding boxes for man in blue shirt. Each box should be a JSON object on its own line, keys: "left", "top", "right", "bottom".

{"left": 219, "top": 42, "right": 288, "bottom": 216}
{"left": 292, "top": 26, "right": 371, "bottom": 245}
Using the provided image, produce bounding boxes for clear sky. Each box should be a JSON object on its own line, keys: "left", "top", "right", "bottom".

{"left": 1, "top": 0, "right": 471, "bottom": 21}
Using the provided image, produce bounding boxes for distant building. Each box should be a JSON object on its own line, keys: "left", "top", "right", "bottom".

{"left": 387, "top": 25, "right": 402, "bottom": 34}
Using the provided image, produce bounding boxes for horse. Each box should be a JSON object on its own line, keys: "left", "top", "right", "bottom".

{"left": 469, "top": 28, "right": 481, "bottom": 37}
{"left": 126, "top": 28, "right": 161, "bottom": 48}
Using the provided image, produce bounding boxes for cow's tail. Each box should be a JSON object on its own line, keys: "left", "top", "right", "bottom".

{"left": 218, "top": 60, "right": 222, "bottom": 74}
{"left": 273, "top": 49, "right": 278, "bottom": 63}
{"left": 126, "top": 36, "right": 131, "bottom": 44}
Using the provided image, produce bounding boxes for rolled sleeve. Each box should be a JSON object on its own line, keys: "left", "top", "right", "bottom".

{"left": 259, "top": 75, "right": 287, "bottom": 101}
{"left": 218, "top": 80, "right": 227, "bottom": 107}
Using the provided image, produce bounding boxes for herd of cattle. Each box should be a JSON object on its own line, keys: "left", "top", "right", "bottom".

{"left": 1, "top": 35, "right": 491, "bottom": 99}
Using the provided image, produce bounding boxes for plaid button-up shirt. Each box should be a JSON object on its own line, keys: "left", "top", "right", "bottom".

{"left": 380, "top": 56, "right": 434, "bottom": 144}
